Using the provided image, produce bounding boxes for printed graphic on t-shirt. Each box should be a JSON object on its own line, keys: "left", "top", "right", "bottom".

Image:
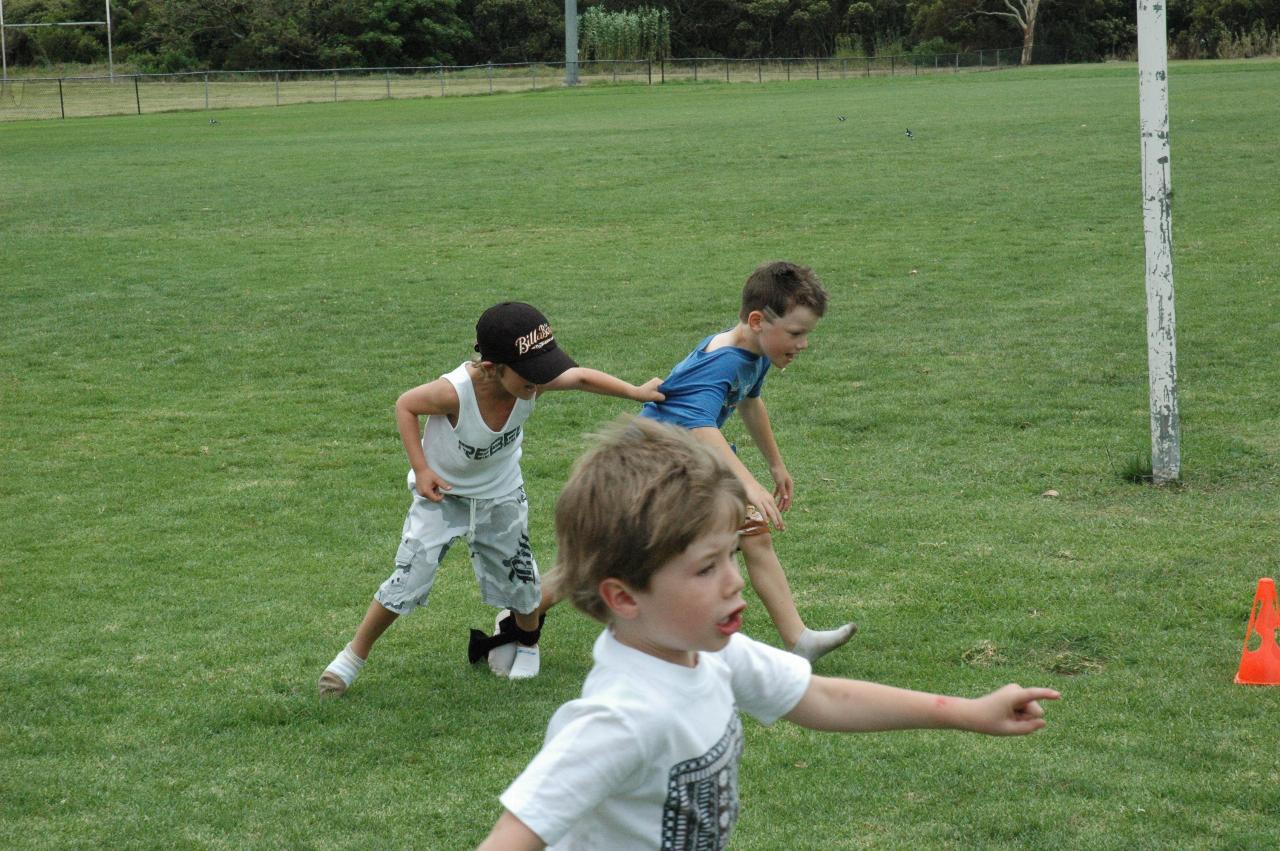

{"left": 719, "top": 380, "right": 743, "bottom": 423}
{"left": 660, "top": 712, "right": 743, "bottom": 850}
{"left": 458, "top": 425, "right": 522, "bottom": 460}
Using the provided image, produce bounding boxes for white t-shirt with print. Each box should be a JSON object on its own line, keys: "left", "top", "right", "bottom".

{"left": 413, "top": 362, "right": 535, "bottom": 499}
{"left": 500, "top": 629, "right": 812, "bottom": 850}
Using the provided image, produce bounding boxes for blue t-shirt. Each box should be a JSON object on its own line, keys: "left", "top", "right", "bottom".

{"left": 640, "top": 333, "right": 770, "bottom": 429}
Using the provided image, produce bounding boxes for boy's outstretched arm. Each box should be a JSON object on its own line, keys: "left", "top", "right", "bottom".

{"left": 476, "top": 810, "right": 545, "bottom": 851}
{"left": 785, "top": 676, "right": 1060, "bottom": 736}
{"left": 539, "top": 367, "right": 664, "bottom": 402}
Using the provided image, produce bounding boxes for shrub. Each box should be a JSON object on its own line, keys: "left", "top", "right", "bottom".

{"left": 1216, "top": 22, "right": 1279, "bottom": 59}
{"left": 579, "top": 7, "right": 671, "bottom": 61}
{"left": 910, "top": 37, "right": 962, "bottom": 61}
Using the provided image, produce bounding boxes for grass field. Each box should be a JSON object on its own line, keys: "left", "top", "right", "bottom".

{"left": 3, "top": 60, "right": 1279, "bottom": 848}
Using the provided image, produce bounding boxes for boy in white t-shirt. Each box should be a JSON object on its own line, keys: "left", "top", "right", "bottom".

{"left": 317, "top": 303, "right": 664, "bottom": 696}
{"left": 479, "top": 418, "right": 1060, "bottom": 850}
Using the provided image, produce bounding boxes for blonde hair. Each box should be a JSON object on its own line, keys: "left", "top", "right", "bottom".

{"left": 548, "top": 417, "right": 746, "bottom": 622}
{"left": 469, "top": 359, "right": 510, "bottom": 384}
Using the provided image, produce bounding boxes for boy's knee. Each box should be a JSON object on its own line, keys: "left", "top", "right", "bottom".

{"left": 738, "top": 529, "right": 775, "bottom": 553}
{"left": 377, "top": 539, "right": 440, "bottom": 615}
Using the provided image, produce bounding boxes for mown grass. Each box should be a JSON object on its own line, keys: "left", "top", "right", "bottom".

{"left": 3, "top": 59, "right": 1279, "bottom": 848}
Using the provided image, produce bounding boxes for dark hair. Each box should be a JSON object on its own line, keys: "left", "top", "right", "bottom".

{"left": 739, "top": 261, "right": 829, "bottom": 322}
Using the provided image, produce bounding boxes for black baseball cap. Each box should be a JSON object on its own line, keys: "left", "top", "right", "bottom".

{"left": 475, "top": 302, "right": 577, "bottom": 384}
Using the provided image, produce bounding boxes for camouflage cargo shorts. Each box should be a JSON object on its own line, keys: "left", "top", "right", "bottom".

{"left": 375, "top": 485, "right": 541, "bottom": 616}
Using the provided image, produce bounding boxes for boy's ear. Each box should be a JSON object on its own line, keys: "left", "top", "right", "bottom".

{"left": 598, "top": 578, "right": 641, "bottom": 620}
{"left": 745, "top": 309, "right": 768, "bottom": 332}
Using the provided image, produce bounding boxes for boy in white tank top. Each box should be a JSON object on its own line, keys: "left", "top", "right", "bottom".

{"left": 319, "top": 303, "right": 664, "bottom": 696}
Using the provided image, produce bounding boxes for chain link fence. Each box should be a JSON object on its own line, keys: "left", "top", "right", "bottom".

{"left": 1, "top": 47, "right": 1049, "bottom": 123}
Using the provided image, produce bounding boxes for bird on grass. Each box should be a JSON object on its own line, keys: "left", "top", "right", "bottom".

{"left": 208, "top": 118, "right": 219, "bottom": 125}
{"left": 905, "top": 128, "right": 914, "bottom": 139}
{"left": 837, "top": 115, "right": 847, "bottom": 122}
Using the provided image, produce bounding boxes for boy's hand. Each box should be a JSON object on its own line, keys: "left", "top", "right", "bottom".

{"left": 414, "top": 468, "right": 453, "bottom": 502}
{"left": 965, "top": 684, "right": 1061, "bottom": 736}
{"left": 746, "top": 482, "right": 785, "bottom": 531}
{"left": 770, "top": 464, "right": 793, "bottom": 511}
{"left": 634, "top": 377, "right": 665, "bottom": 403}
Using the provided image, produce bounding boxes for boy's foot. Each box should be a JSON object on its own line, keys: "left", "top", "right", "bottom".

{"left": 509, "top": 644, "right": 540, "bottom": 680}
{"left": 318, "top": 670, "right": 348, "bottom": 697}
{"left": 789, "top": 623, "right": 858, "bottom": 663}
{"left": 488, "top": 610, "right": 518, "bottom": 678}
{"left": 318, "top": 643, "right": 366, "bottom": 697}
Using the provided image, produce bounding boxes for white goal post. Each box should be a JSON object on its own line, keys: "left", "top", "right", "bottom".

{"left": 1137, "top": 0, "right": 1181, "bottom": 483}
{"left": 1, "top": 0, "right": 115, "bottom": 82}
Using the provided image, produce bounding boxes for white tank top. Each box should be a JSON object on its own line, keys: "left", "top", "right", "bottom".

{"left": 412, "top": 362, "right": 536, "bottom": 499}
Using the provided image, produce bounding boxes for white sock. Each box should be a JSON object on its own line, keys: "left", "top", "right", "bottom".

{"left": 324, "top": 643, "right": 366, "bottom": 687}
{"left": 790, "top": 623, "right": 857, "bottom": 663}
{"left": 488, "top": 610, "right": 517, "bottom": 678}
{"left": 508, "top": 644, "right": 540, "bottom": 680}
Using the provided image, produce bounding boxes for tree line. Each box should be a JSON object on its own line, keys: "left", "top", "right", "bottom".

{"left": 3, "top": 0, "right": 1278, "bottom": 72}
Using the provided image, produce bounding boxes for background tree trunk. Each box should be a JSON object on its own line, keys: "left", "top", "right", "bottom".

{"left": 1020, "top": 0, "right": 1039, "bottom": 64}
{"left": 980, "top": 0, "right": 1041, "bottom": 66}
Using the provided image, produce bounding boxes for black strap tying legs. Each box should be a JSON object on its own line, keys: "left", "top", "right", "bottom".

{"left": 467, "top": 611, "right": 545, "bottom": 664}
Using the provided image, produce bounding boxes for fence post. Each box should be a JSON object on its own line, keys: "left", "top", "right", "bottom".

{"left": 488, "top": 63, "right": 493, "bottom": 94}
{"left": 785, "top": 59, "right": 790, "bottom": 81}
{"left": 204, "top": 73, "right": 209, "bottom": 109}
{"left": 532, "top": 63, "right": 537, "bottom": 90}
{"left": 865, "top": 56, "right": 870, "bottom": 77}
{"left": 660, "top": 57, "right": 665, "bottom": 84}
{"left": 816, "top": 58, "right": 820, "bottom": 80}
{"left": 333, "top": 70, "right": 338, "bottom": 101}
{"left": 275, "top": 71, "right": 280, "bottom": 106}
{"left": 890, "top": 55, "right": 895, "bottom": 76}
{"left": 978, "top": 49, "right": 984, "bottom": 69}
{"left": 58, "top": 78, "right": 65, "bottom": 119}
{"left": 725, "top": 60, "right": 729, "bottom": 83}
{"left": 841, "top": 58, "right": 846, "bottom": 79}
{"left": 386, "top": 70, "right": 391, "bottom": 99}
{"left": 440, "top": 65, "right": 446, "bottom": 96}
{"left": 955, "top": 52, "right": 960, "bottom": 72}
{"left": 693, "top": 58, "right": 697, "bottom": 82}
{"left": 758, "top": 58, "right": 762, "bottom": 83}
{"left": 647, "top": 59, "right": 652, "bottom": 85}
{"left": 134, "top": 75, "right": 141, "bottom": 115}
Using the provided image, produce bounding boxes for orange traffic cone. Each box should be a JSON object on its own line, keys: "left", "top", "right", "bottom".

{"left": 1234, "top": 577, "right": 1280, "bottom": 686}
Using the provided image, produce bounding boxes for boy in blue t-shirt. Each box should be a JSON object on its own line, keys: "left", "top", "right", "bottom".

{"left": 638, "top": 260, "right": 856, "bottom": 662}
